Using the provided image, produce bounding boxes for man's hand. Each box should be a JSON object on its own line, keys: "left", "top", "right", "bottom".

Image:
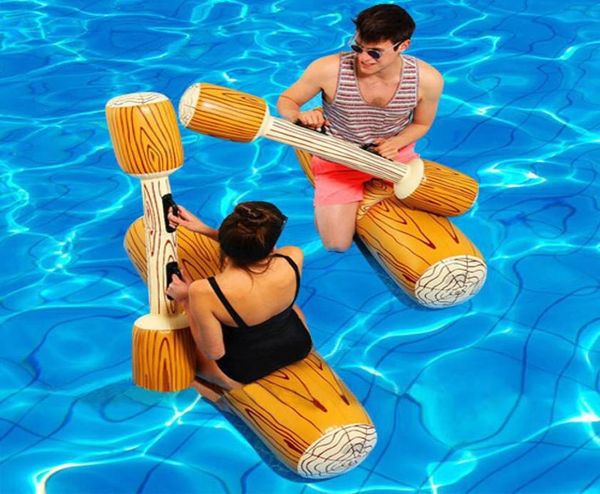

{"left": 296, "top": 109, "right": 329, "bottom": 130}
{"left": 373, "top": 137, "right": 403, "bottom": 161}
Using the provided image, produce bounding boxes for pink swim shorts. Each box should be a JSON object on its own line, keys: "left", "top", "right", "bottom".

{"left": 311, "top": 142, "right": 420, "bottom": 206}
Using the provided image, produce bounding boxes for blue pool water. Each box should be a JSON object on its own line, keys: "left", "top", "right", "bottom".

{"left": 1, "top": 0, "right": 599, "bottom": 492}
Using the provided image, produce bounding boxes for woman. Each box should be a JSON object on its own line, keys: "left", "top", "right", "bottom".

{"left": 166, "top": 201, "right": 312, "bottom": 392}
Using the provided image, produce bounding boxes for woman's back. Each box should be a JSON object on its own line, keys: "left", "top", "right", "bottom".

{"left": 207, "top": 246, "right": 303, "bottom": 327}
{"left": 197, "top": 246, "right": 311, "bottom": 384}
{"left": 170, "top": 202, "right": 312, "bottom": 387}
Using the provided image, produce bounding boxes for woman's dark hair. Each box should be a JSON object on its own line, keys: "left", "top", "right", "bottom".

{"left": 353, "top": 4, "right": 416, "bottom": 44}
{"left": 218, "top": 201, "right": 287, "bottom": 271}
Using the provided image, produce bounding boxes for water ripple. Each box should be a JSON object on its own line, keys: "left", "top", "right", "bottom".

{"left": 1, "top": 0, "right": 599, "bottom": 492}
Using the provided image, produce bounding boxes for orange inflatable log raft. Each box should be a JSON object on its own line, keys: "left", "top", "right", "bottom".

{"left": 178, "top": 82, "right": 478, "bottom": 217}
{"left": 107, "top": 92, "right": 377, "bottom": 478}
{"left": 294, "top": 149, "right": 487, "bottom": 308}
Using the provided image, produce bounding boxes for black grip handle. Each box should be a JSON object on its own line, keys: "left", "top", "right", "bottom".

{"left": 165, "top": 261, "right": 182, "bottom": 301}
{"left": 162, "top": 193, "right": 180, "bottom": 233}
{"left": 360, "top": 143, "right": 379, "bottom": 154}
{"left": 360, "top": 142, "right": 394, "bottom": 161}
{"left": 294, "top": 119, "right": 329, "bottom": 135}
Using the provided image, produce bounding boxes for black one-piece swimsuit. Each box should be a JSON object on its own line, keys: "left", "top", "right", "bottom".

{"left": 207, "top": 254, "right": 312, "bottom": 384}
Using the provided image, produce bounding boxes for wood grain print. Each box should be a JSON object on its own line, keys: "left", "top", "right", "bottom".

{"left": 179, "top": 83, "right": 268, "bottom": 142}
{"left": 106, "top": 92, "right": 193, "bottom": 392}
{"left": 357, "top": 199, "right": 486, "bottom": 307}
{"left": 139, "top": 177, "right": 180, "bottom": 316}
{"left": 267, "top": 119, "right": 406, "bottom": 183}
{"left": 401, "top": 160, "right": 479, "bottom": 216}
{"left": 225, "top": 352, "right": 376, "bottom": 478}
{"left": 121, "top": 175, "right": 196, "bottom": 391}
{"left": 125, "top": 212, "right": 219, "bottom": 392}
{"left": 106, "top": 92, "right": 183, "bottom": 175}
{"left": 132, "top": 323, "right": 196, "bottom": 392}
{"left": 178, "top": 83, "right": 478, "bottom": 216}
{"left": 295, "top": 148, "right": 487, "bottom": 307}
{"left": 275, "top": 120, "right": 479, "bottom": 216}
{"left": 125, "top": 218, "right": 222, "bottom": 284}
{"left": 126, "top": 220, "right": 376, "bottom": 477}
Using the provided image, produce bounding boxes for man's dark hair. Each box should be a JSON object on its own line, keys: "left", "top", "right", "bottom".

{"left": 353, "top": 4, "right": 416, "bottom": 44}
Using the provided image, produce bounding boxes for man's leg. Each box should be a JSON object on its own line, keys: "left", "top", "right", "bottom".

{"left": 314, "top": 202, "right": 360, "bottom": 252}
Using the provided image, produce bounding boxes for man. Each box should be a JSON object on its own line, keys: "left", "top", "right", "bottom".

{"left": 277, "top": 4, "right": 444, "bottom": 252}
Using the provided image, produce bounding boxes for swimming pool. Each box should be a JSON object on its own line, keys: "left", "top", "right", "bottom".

{"left": 1, "top": 0, "right": 599, "bottom": 492}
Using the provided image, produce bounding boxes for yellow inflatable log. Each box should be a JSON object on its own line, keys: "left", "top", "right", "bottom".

{"left": 296, "top": 149, "right": 487, "bottom": 308}
{"left": 106, "top": 92, "right": 194, "bottom": 392}
{"left": 125, "top": 217, "right": 377, "bottom": 478}
{"left": 106, "top": 92, "right": 183, "bottom": 176}
{"left": 178, "top": 82, "right": 478, "bottom": 217}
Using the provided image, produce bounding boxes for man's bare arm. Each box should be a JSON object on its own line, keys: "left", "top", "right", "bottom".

{"left": 277, "top": 55, "right": 337, "bottom": 128}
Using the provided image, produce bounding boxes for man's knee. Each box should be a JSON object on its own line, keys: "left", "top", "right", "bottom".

{"left": 314, "top": 202, "right": 358, "bottom": 252}
{"left": 321, "top": 235, "right": 353, "bottom": 253}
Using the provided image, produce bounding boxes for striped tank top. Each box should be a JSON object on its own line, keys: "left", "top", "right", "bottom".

{"left": 322, "top": 53, "right": 419, "bottom": 146}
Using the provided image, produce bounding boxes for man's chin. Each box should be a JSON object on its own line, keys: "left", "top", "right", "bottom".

{"left": 358, "top": 61, "right": 379, "bottom": 73}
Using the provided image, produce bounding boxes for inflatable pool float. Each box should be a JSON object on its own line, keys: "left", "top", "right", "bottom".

{"left": 177, "top": 83, "right": 487, "bottom": 307}
{"left": 105, "top": 92, "right": 377, "bottom": 478}
{"left": 295, "top": 150, "right": 487, "bottom": 307}
{"left": 106, "top": 92, "right": 195, "bottom": 390}
{"left": 179, "top": 82, "right": 478, "bottom": 217}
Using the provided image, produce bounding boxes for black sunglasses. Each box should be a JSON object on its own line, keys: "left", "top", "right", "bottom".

{"left": 350, "top": 41, "right": 402, "bottom": 60}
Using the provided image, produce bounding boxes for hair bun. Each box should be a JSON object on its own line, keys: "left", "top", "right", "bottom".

{"left": 235, "top": 204, "right": 266, "bottom": 225}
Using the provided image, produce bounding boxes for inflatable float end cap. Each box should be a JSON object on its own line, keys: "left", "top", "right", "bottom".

{"left": 179, "top": 83, "right": 201, "bottom": 127}
{"left": 296, "top": 423, "right": 377, "bottom": 479}
{"left": 415, "top": 255, "right": 487, "bottom": 308}
{"left": 106, "top": 92, "right": 168, "bottom": 109}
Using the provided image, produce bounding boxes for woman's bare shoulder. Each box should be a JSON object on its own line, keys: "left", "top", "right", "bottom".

{"left": 189, "top": 278, "right": 214, "bottom": 303}
{"left": 274, "top": 245, "right": 304, "bottom": 269}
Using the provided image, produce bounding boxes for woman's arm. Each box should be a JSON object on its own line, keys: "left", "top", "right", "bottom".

{"left": 186, "top": 281, "right": 226, "bottom": 360}
{"left": 168, "top": 205, "right": 219, "bottom": 240}
{"left": 275, "top": 246, "right": 309, "bottom": 332}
